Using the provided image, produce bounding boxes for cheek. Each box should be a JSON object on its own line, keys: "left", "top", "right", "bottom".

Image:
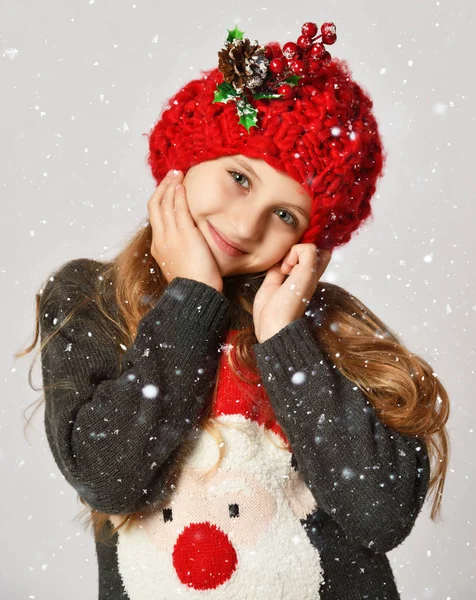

{"left": 181, "top": 177, "right": 202, "bottom": 222}
{"left": 184, "top": 178, "right": 228, "bottom": 219}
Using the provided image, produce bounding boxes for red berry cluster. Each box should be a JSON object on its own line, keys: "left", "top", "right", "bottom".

{"left": 265, "top": 22, "right": 337, "bottom": 99}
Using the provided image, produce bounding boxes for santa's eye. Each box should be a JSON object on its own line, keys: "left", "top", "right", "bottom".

{"left": 163, "top": 508, "right": 173, "bottom": 523}
{"left": 229, "top": 503, "right": 239, "bottom": 518}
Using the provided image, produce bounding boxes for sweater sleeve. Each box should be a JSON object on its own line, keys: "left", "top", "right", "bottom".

{"left": 252, "top": 316, "right": 431, "bottom": 554}
{"left": 40, "top": 259, "right": 230, "bottom": 515}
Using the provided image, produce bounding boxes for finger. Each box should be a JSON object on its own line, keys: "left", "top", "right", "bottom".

{"left": 313, "top": 250, "right": 332, "bottom": 277}
{"left": 148, "top": 170, "right": 174, "bottom": 208}
{"left": 161, "top": 177, "right": 181, "bottom": 233}
{"left": 285, "top": 247, "right": 296, "bottom": 265}
{"left": 174, "top": 183, "right": 195, "bottom": 230}
{"left": 161, "top": 171, "right": 184, "bottom": 204}
{"left": 147, "top": 171, "right": 176, "bottom": 232}
{"left": 148, "top": 182, "right": 171, "bottom": 238}
{"left": 280, "top": 257, "right": 294, "bottom": 274}
{"left": 262, "top": 263, "right": 287, "bottom": 288}
{"left": 158, "top": 170, "right": 174, "bottom": 191}
{"left": 295, "top": 245, "right": 320, "bottom": 268}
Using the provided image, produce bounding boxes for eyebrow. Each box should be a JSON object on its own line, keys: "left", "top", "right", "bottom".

{"left": 232, "top": 157, "right": 310, "bottom": 222}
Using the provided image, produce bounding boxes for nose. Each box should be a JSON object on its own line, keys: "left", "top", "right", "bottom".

{"left": 227, "top": 204, "right": 267, "bottom": 245}
{"left": 173, "top": 522, "right": 238, "bottom": 589}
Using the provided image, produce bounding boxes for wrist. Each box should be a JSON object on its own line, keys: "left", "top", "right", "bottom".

{"left": 257, "top": 319, "right": 296, "bottom": 343}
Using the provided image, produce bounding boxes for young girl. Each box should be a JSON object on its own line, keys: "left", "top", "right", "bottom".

{"left": 21, "top": 20, "right": 450, "bottom": 600}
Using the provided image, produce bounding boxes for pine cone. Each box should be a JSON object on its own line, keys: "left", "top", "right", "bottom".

{"left": 218, "top": 38, "right": 269, "bottom": 93}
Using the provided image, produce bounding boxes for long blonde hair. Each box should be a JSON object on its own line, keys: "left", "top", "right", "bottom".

{"left": 17, "top": 221, "right": 450, "bottom": 546}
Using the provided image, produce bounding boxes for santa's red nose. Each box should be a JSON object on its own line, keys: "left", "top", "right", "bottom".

{"left": 172, "top": 522, "right": 238, "bottom": 590}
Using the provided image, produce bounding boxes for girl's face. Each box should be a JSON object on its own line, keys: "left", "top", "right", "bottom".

{"left": 182, "top": 154, "right": 313, "bottom": 277}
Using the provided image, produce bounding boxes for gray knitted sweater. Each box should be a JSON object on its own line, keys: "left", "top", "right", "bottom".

{"left": 39, "top": 258, "right": 430, "bottom": 599}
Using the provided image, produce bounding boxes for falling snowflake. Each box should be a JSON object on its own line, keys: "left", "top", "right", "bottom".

{"left": 291, "top": 371, "right": 306, "bottom": 385}
{"left": 342, "top": 468, "right": 355, "bottom": 480}
{"left": 219, "top": 342, "right": 234, "bottom": 355}
{"left": 142, "top": 384, "right": 159, "bottom": 399}
{"left": 3, "top": 48, "right": 19, "bottom": 59}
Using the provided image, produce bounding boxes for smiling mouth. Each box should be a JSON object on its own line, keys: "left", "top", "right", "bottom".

{"left": 207, "top": 222, "right": 247, "bottom": 257}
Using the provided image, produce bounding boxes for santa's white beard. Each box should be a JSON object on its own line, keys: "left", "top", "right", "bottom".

{"left": 111, "top": 416, "right": 324, "bottom": 599}
{"left": 114, "top": 502, "right": 323, "bottom": 599}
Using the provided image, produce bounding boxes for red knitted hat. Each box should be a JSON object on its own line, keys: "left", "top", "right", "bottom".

{"left": 146, "top": 22, "right": 387, "bottom": 251}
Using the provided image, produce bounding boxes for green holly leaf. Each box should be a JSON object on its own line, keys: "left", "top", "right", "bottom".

{"left": 236, "top": 99, "right": 258, "bottom": 132}
{"left": 284, "top": 74, "right": 302, "bottom": 86}
{"left": 213, "top": 82, "right": 239, "bottom": 104}
{"left": 226, "top": 25, "right": 245, "bottom": 43}
{"left": 238, "top": 110, "right": 258, "bottom": 132}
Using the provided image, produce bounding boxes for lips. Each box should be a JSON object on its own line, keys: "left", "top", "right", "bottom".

{"left": 208, "top": 223, "right": 247, "bottom": 257}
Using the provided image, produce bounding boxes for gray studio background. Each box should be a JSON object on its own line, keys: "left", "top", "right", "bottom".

{"left": 3, "top": 0, "right": 475, "bottom": 598}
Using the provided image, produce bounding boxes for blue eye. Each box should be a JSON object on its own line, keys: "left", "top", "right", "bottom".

{"left": 227, "top": 170, "right": 299, "bottom": 228}
{"left": 228, "top": 170, "right": 250, "bottom": 190}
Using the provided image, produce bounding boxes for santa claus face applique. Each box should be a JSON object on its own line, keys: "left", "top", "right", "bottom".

{"left": 109, "top": 415, "right": 323, "bottom": 599}
{"left": 109, "top": 331, "right": 324, "bottom": 598}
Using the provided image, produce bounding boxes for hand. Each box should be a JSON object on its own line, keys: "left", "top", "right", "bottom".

{"left": 148, "top": 170, "right": 224, "bottom": 293}
{"left": 253, "top": 244, "right": 332, "bottom": 343}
